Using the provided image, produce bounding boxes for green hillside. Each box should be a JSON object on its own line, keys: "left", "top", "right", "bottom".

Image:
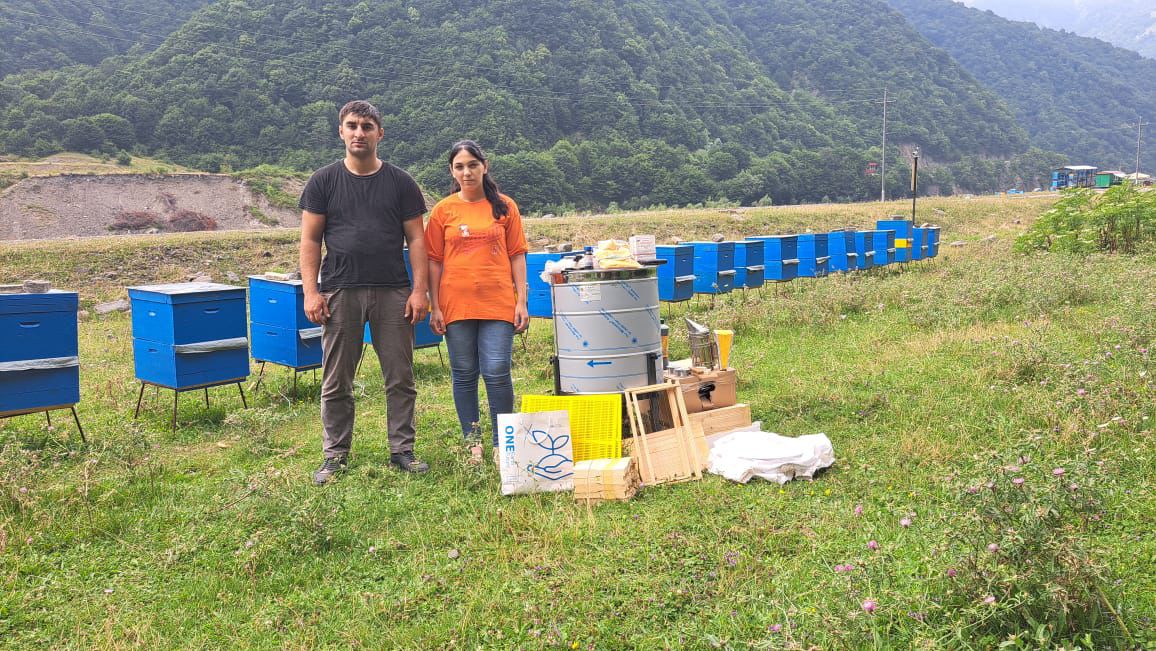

{"left": 0, "top": 0, "right": 1027, "bottom": 210}
{"left": 888, "top": 0, "right": 1156, "bottom": 173}
{"left": 0, "top": 0, "right": 213, "bottom": 77}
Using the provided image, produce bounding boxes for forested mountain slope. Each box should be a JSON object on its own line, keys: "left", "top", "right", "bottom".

{"left": 0, "top": 0, "right": 1024, "bottom": 210}
{"left": 962, "top": 0, "right": 1156, "bottom": 60}
{"left": 0, "top": 0, "right": 214, "bottom": 77}
{"left": 889, "top": 0, "right": 1156, "bottom": 172}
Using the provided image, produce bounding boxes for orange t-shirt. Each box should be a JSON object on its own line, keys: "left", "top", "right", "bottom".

{"left": 425, "top": 193, "right": 529, "bottom": 325}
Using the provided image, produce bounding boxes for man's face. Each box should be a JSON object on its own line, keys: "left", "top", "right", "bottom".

{"left": 338, "top": 114, "right": 383, "bottom": 158}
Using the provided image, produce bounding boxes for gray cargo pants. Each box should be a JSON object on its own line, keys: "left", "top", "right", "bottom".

{"left": 320, "top": 286, "right": 416, "bottom": 458}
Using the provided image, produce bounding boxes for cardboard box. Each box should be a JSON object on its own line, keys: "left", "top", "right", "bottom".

{"left": 669, "top": 368, "right": 737, "bottom": 413}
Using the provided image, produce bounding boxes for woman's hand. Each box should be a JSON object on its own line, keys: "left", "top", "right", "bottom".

{"left": 430, "top": 308, "right": 446, "bottom": 335}
{"left": 513, "top": 302, "right": 529, "bottom": 333}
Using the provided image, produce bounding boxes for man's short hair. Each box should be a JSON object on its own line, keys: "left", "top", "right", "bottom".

{"left": 338, "top": 100, "right": 382, "bottom": 128}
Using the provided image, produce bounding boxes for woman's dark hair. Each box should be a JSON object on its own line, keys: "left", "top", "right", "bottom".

{"left": 448, "top": 140, "right": 508, "bottom": 220}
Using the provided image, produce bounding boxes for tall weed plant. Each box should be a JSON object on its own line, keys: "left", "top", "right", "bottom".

{"left": 1016, "top": 184, "right": 1156, "bottom": 254}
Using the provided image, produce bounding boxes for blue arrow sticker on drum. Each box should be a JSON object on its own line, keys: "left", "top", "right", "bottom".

{"left": 586, "top": 359, "right": 612, "bottom": 368}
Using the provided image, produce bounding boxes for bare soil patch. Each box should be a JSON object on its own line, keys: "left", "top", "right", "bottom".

{"left": 0, "top": 174, "right": 299, "bottom": 240}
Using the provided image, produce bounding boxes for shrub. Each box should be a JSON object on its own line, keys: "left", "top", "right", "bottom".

{"left": 108, "top": 210, "right": 164, "bottom": 231}
{"left": 1015, "top": 184, "right": 1156, "bottom": 254}
{"left": 167, "top": 209, "right": 218, "bottom": 232}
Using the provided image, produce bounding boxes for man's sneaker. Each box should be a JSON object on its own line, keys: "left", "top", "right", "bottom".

{"left": 312, "top": 456, "right": 348, "bottom": 485}
{"left": 390, "top": 450, "right": 430, "bottom": 474}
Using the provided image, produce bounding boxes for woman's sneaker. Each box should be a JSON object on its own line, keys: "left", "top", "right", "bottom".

{"left": 312, "top": 456, "right": 348, "bottom": 485}
{"left": 390, "top": 450, "right": 430, "bottom": 473}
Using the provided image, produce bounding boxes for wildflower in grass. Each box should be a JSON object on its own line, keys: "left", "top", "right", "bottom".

{"left": 1077, "top": 388, "right": 1087, "bottom": 397}
{"left": 854, "top": 503, "right": 863, "bottom": 516}
{"left": 1053, "top": 467, "right": 1066, "bottom": 477}
{"left": 868, "top": 540, "right": 879, "bottom": 550}
{"left": 1069, "top": 483, "right": 1079, "bottom": 491}
{"left": 834, "top": 564, "right": 846, "bottom": 573}
{"left": 1012, "top": 477, "right": 1025, "bottom": 487}
{"left": 844, "top": 563, "right": 855, "bottom": 571}
{"left": 18, "top": 487, "right": 28, "bottom": 494}
{"left": 983, "top": 595, "right": 997, "bottom": 605}
{"left": 900, "top": 517, "right": 912, "bottom": 527}
{"left": 967, "top": 486, "right": 979, "bottom": 494}
{"left": 1007, "top": 465, "right": 1020, "bottom": 472}
{"left": 946, "top": 568, "right": 957, "bottom": 578}
{"left": 368, "top": 546, "right": 377, "bottom": 554}
{"left": 861, "top": 599, "right": 877, "bottom": 614}
{"left": 724, "top": 551, "right": 739, "bottom": 567}
{"left": 768, "top": 624, "right": 782, "bottom": 633}
{"left": 987, "top": 543, "right": 1000, "bottom": 553}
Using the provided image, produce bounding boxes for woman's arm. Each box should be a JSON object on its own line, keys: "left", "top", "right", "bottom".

{"left": 510, "top": 252, "right": 529, "bottom": 333}
{"left": 428, "top": 258, "right": 446, "bottom": 335}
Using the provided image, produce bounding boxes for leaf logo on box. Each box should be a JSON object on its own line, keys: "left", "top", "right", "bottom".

{"left": 527, "top": 428, "right": 573, "bottom": 481}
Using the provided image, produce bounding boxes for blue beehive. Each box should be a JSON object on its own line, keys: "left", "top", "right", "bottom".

{"left": 733, "top": 240, "right": 765, "bottom": 289}
{"left": 248, "top": 277, "right": 323, "bottom": 370}
{"left": 687, "top": 241, "right": 735, "bottom": 294}
{"left": 129, "top": 283, "right": 250, "bottom": 389}
{"left": 655, "top": 244, "right": 695, "bottom": 302}
{"left": 853, "top": 231, "right": 876, "bottom": 270}
{"left": 0, "top": 291, "right": 80, "bottom": 414}
{"left": 526, "top": 251, "right": 567, "bottom": 317}
{"left": 826, "top": 231, "right": 858, "bottom": 273}
{"left": 871, "top": 230, "right": 896, "bottom": 266}
{"left": 401, "top": 247, "right": 444, "bottom": 348}
{"left": 364, "top": 318, "right": 441, "bottom": 350}
{"left": 876, "top": 219, "right": 912, "bottom": 262}
{"left": 927, "top": 226, "right": 941, "bottom": 257}
{"left": 797, "top": 233, "right": 830, "bottom": 278}
{"left": 748, "top": 235, "right": 799, "bottom": 281}
{"left": 911, "top": 227, "right": 927, "bottom": 261}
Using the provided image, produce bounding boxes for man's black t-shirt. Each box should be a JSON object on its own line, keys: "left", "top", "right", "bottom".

{"left": 299, "top": 160, "right": 426, "bottom": 292}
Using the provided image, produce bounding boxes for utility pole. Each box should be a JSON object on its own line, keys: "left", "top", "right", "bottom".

{"left": 1131, "top": 118, "right": 1148, "bottom": 179}
{"left": 878, "top": 88, "right": 894, "bottom": 202}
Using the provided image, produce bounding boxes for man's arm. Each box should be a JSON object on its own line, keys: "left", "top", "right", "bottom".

{"left": 402, "top": 216, "right": 430, "bottom": 325}
{"left": 299, "top": 210, "right": 330, "bottom": 325}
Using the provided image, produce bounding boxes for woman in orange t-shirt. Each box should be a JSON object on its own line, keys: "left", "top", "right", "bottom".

{"left": 426, "top": 140, "right": 529, "bottom": 462}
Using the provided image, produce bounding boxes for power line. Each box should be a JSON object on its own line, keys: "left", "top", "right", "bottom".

{"left": 877, "top": 88, "right": 894, "bottom": 202}
{"left": 1129, "top": 118, "right": 1148, "bottom": 177}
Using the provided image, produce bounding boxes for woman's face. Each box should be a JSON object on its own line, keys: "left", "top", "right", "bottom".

{"left": 450, "top": 150, "right": 487, "bottom": 191}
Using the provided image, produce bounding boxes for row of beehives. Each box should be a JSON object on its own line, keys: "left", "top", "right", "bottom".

{"left": 527, "top": 219, "right": 939, "bottom": 317}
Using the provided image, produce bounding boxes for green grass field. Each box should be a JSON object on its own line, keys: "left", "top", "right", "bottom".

{"left": 1, "top": 195, "right": 1152, "bottom": 649}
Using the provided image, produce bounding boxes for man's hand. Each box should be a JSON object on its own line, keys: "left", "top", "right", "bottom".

{"left": 404, "top": 290, "right": 430, "bottom": 325}
{"left": 305, "top": 291, "right": 330, "bottom": 325}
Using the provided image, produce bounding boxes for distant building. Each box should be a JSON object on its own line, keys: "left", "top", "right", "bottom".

{"left": 1094, "top": 171, "right": 1127, "bottom": 188}
{"left": 1051, "top": 165, "right": 1098, "bottom": 190}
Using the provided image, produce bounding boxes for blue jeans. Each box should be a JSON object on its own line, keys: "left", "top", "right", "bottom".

{"left": 444, "top": 320, "right": 515, "bottom": 446}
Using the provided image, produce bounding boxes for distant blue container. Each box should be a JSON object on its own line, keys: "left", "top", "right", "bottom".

{"left": 854, "top": 231, "right": 876, "bottom": 270}
{"left": 749, "top": 235, "right": 799, "bottom": 281}
{"left": 129, "top": 283, "right": 249, "bottom": 389}
{"left": 0, "top": 291, "right": 80, "bottom": 414}
{"left": 527, "top": 251, "right": 567, "bottom": 317}
{"left": 655, "top": 244, "right": 695, "bottom": 302}
{"left": 248, "top": 277, "right": 322, "bottom": 370}
{"left": 797, "top": 233, "right": 830, "bottom": 278}
{"left": 927, "top": 226, "right": 941, "bottom": 257}
{"left": 876, "top": 219, "right": 912, "bottom": 262}
{"left": 687, "top": 241, "right": 735, "bottom": 294}
{"left": 872, "top": 230, "right": 896, "bottom": 266}
{"left": 733, "top": 240, "right": 765, "bottom": 289}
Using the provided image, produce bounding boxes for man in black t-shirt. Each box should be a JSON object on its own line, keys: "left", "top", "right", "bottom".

{"left": 299, "top": 100, "right": 431, "bottom": 484}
